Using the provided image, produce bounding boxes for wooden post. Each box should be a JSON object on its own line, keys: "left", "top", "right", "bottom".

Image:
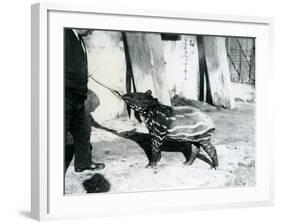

{"left": 125, "top": 32, "right": 171, "bottom": 105}
{"left": 202, "top": 36, "right": 235, "bottom": 109}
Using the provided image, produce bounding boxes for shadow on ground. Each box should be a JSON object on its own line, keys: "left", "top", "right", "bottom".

{"left": 89, "top": 116, "right": 213, "bottom": 167}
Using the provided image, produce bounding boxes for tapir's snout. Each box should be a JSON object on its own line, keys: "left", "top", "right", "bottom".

{"left": 122, "top": 94, "right": 133, "bottom": 102}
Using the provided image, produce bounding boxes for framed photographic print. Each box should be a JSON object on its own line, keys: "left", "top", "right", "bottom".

{"left": 31, "top": 2, "right": 274, "bottom": 221}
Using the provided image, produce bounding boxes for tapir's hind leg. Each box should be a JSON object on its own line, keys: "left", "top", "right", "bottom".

{"left": 184, "top": 143, "right": 200, "bottom": 166}
{"left": 200, "top": 140, "right": 219, "bottom": 169}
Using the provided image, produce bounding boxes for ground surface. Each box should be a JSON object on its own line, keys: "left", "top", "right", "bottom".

{"left": 65, "top": 102, "right": 255, "bottom": 195}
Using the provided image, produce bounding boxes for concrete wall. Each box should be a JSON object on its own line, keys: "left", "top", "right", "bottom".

{"left": 85, "top": 32, "right": 202, "bottom": 122}
{"left": 83, "top": 32, "right": 242, "bottom": 121}
{"left": 84, "top": 31, "right": 127, "bottom": 122}
{"left": 163, "top": 35, "right": 200, "bottom": 100}
{"left": 125, "top": 32, "right": 171, "bottom": 105}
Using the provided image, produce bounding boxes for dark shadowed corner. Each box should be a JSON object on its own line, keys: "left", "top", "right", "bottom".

{"left": 64, "top": 143, "right": 74, "bottom": 174}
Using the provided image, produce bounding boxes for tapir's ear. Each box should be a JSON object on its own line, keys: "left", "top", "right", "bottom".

{"left": 145, "top": 89, "right": 152, "bottom": 96}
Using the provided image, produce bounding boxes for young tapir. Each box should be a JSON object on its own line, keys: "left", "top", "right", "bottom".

{"left": 122, "top": 90, "right": 219, "bottom": 169}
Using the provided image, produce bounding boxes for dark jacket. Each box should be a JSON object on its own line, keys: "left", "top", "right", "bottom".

{"left": 64, "top": 29, "right": 88, "bottom": 97}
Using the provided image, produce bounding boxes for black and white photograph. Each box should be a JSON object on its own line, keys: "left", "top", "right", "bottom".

{"left": 1, "top": 0, "right": 278, "bottom": 222}
{"left": 64, "top": 28, "right": 256, "bottom": 195}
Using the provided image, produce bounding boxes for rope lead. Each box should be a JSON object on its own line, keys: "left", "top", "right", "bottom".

{"left": 88, "top": 73, "right": 123, "bottom": 98}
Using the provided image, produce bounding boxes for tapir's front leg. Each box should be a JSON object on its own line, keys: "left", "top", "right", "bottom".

{"left": 146, "top": 136, "right": 163, "bottom": 168}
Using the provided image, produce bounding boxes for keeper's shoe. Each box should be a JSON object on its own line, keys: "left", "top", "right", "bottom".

{"left": 75, "top": 162, "right": 105, "bottom": 173}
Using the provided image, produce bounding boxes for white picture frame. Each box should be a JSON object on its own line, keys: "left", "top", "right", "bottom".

{"left": 31, "top": 2, "right": 274, "bottom": 221}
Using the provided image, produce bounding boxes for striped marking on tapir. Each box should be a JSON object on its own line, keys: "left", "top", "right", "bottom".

{"left": 122, "top": 91, "right": 219, "bottom": 168}
{"left": 167, "top": 122, "right": 211, "bottom": 132}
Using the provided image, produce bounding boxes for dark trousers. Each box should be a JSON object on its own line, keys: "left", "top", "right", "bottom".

{"left": 65, "top": 91, "right": 92, "bottom": 169}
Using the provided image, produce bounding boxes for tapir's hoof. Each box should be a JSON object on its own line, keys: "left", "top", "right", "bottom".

{"left": 145, "top": 162, "right": 157, "bottom": 168}
{"left": 183, "top": 161, "right": 194, "bottom": 166}
{"left": 210, "top": 164, "right": 219, "bottom": 170}
{"left": 211, "top": 160, "right": 219, "bottom": 170}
